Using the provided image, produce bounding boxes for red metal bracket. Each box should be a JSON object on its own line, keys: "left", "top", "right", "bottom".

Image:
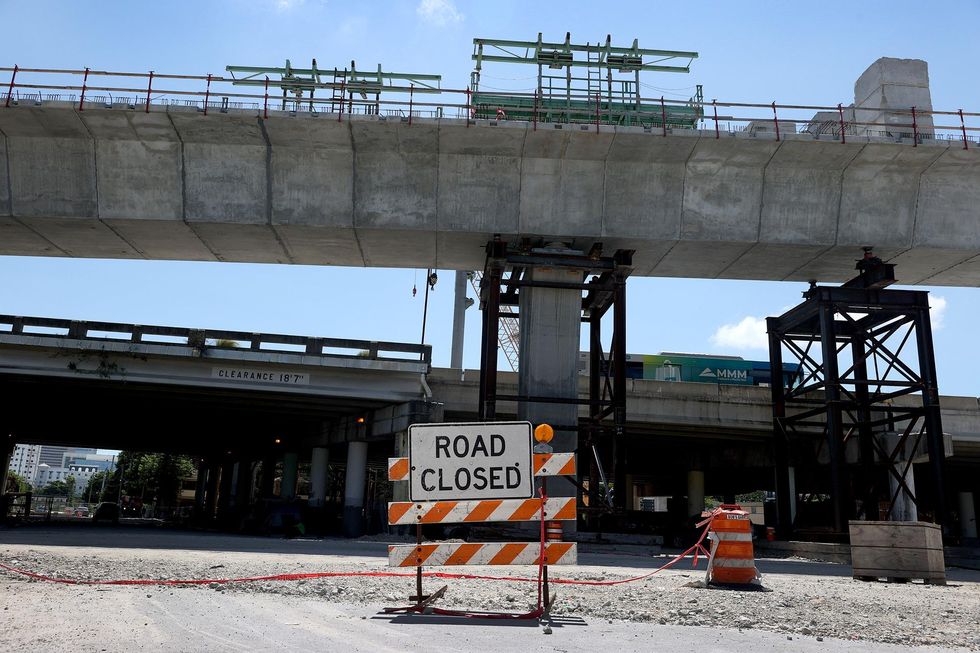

{"left": 203, "top": 73, "right": 212, "bottom": 116}
{"left": 78, "top": 67, "right": 90, "bottom": 111}
{"left": 911, "top": 106, "right": 918, "bottom": 146}
{"left": 771, "top": 101, "right": 780, "bottom": 141}
{"left": 263, "top": 76, "right": 269, "bottom": 119}
{"left": 145, "top": 71, "right": 153, "bottom": 113}
{"left": 837, "top": 103, "right": 846, "bottom": 144}
{"left": 712, "top": 99, "right": 719, "bottom": 139}
{"left": 5, "top": 64, "right": 18, "bottom": 108}
{"left": 959, "top": 109, "right": 969, "bottom": 150}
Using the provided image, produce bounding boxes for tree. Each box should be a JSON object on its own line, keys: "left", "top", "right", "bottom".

{"left": 111, "top": 451, "right": 195, "bottom": 506}
{"left": 37, "top": 479, "right": 74, "bottom": 496}
{"left": 84, "top": 471, "right": 110, "bottom": 503}
{"left": 4, "top": 471, "right": 30, "bottom": 493}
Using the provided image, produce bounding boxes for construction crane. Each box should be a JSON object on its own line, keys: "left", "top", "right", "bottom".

{"left": 469, "top": 271, "right": 520, "bottom": 372}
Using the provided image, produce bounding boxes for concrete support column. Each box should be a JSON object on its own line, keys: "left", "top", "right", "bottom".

{"left": 204, "top": 461, "right": 220, "bottom": 519}
{"left": 959, "top": 491, "right": 977, "bottom": 539}
{"left": 518, "top": 255, "right": 582, "bottom": 502}
{"left": 343, "top": 441, "right": 369, "bottom": 537}
{"left": 687, "top": 470, "right": 705, "bottom": 520}
{"left": 259, "top": 456, "right": 276, "bottom": 498}
{"left": 217, "top": 460, "right": 234, "bottom": 517}
{"left": 450, "top": 270, "right": 468, "bottom": 372}
{"left": 193, "top": 462, "right": 208, "bottom": 514}
{"left": 234, "top": 460, "right": 253, "bottom": 509}
{"left": 889, "top": 464, "right": 917, "bottom": 522}
{"left": 788, "top": 466, "right": 797, "bottom": 525}
{"left": 308, "top": 447, "right": 329, "bottom": 508}
{"left": 280, "top": 452, "right": 299, "bottom": 500}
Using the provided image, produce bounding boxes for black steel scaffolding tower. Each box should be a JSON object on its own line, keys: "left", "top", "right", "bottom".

{"left": 767, "top": 257, "right": 950, "bottom": 538}
{"left": 475, "top": 238, "right": 633, "bottom": 519}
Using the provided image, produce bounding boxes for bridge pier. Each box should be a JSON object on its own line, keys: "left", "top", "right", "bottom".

{"left": 193, "top": 462, "right": 207, "bottom": 517}
{"left": 217, "top": 459, "right": 235, "bottom": 520}
{"left": 203, "top": 459, "right": 220, "bottom": 520}
{"left": 960, "top": 491, "right": 978, "bottom": 539}
{"left": 308, "top": 447, "right": 329, "bottom": 508}
{"left": 518, "top": 256, "right": 583, "bottom": 502}
{"left": 232, "top": 459, "right": 253, "bottom": 511}
{"left": 343, "top": 441, "right": 368, "bottom": 537}
{"left": 259, "top": 456, "right": 276, "bottom": 498}
{"left": 686, "top": 470, "right": 705, "bottom": 520}
{"left": 280, "top": 452, "right": 299, "bottom": 499}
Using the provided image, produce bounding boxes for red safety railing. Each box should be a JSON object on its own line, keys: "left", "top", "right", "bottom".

{"left": 1, "top": 65, "right": 977, "bottom": 149}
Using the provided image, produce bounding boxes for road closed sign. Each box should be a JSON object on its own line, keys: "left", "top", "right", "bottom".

{"left": 408, "top": 421, "right": 533, "bottom": 502}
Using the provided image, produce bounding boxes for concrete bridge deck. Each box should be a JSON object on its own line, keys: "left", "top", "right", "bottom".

{"left": 2, "top": 103, "right": 979, "bottom": 285}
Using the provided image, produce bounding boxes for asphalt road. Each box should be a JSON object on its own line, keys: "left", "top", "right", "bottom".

{"left": 2, "top": 524, "right": 977, "bottom": 652}
{"left": 1, "top": 582, "right": 970, "bottom": 653}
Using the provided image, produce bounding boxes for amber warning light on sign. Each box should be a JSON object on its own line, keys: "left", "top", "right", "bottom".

{"left": 408, "top": 421, "right": 534, "bottom": 502}
{"left": 534, "top": 423, "right": 554, "bottom": 443}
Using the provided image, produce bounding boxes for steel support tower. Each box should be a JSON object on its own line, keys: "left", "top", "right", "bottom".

{"left": 475, "top": 238, "right": 633, "bottom": 521}
{"left": 768, "top": 255, "right": 950, "bottom": 538}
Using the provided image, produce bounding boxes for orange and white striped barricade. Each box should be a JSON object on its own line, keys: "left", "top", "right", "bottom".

{"left": 698, "top": 504, "right": 761, "bottom": 586}
{"left": 383, "top": 421, "right": 577, "bottom": 619}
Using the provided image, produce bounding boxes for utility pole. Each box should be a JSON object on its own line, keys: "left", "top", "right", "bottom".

{"left": 116, "top": 458, "right": 125, "bottom": 504}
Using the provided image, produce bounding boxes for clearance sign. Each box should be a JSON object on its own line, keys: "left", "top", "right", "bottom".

{"left": 408, "top": 421, "right": 533, "bottom": 502}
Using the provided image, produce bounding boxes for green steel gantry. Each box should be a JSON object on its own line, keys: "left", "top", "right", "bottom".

{"left": 225, "top": 59, "right": 442, "bottom": 113}
{"left": 471, "top": 33, "right": 702, "bottom": 127}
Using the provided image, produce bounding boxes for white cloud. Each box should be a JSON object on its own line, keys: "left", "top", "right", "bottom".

{"left": 416, "top": 0, "right": 463, "bottom": 26}
{"left": 931, "top": 295, "right": 947, "bottom": 329}
{"left": 275, "top": 0, "right": 305, "bottom": 11}
{"left": 710, "top": 316, "right": 769, "bottom": 351}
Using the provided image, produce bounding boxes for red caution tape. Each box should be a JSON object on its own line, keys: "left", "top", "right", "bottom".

{"left": 0, "top": 542, "right": 709, "bottom": 589}
{"left": 0, "top": 518, "right": 712, "bottom": 589}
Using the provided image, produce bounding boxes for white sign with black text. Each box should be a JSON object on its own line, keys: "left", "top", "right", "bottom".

{"left": 408, "top": 421, "right": 533, "bottom": 502}
{"left": 211, "top": 366, "right": 309, "bottom": 385}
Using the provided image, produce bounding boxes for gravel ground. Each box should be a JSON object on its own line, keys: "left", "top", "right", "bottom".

{"left": 1, "top": 528, "right": 979, "bottom": 651}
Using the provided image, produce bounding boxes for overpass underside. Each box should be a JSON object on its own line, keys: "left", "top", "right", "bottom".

{"left": 1, "top": 104, "right": 979, "bottom": 285}
{"left": 3, "top": 332, "right": 978, "bottom": 539}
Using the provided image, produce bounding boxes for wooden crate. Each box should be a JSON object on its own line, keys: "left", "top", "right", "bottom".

{"left": 848, "top": 520, "right": 945, "bottom": 584}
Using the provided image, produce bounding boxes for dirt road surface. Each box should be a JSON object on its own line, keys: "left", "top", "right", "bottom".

{"left": 2, "top": 525, "right": 978, "bottom": 652}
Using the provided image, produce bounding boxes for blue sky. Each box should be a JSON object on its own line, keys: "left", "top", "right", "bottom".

{"left": 0, "top": 0, "right": 978, "bottom": 396}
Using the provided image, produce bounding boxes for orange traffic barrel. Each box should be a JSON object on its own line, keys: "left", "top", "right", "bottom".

{"left": 545, "top": 520, "right": 563, "bottom": 542}
{"left": 703, "top": 504, "right": 760, "bottom": 585}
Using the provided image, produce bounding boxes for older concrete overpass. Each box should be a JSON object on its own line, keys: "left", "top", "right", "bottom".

{"left": 3, "top": 315, "right": 978, "bottom": 537}
{"left": 1, "top": 101, "right": 979, "bottom": 285}
{"left": 0, "top": 315, "right": 437, "bottom": 534}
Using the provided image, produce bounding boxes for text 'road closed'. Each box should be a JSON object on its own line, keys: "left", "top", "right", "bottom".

{"left": 408, "top": 422, "right": 533, "bottom": 501}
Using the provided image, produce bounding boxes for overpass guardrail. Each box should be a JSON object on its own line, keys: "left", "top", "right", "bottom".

{"left": 0, "top": 315, "right": 431, "bottom": 367}
{"left": 2, "top": 65, "right": 978, "bottom": 148}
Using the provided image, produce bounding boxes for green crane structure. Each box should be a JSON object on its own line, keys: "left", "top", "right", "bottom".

{"left": 225, "top": 59, "right": 442, "bottom": 114}
{"left": 471, "top": 33, "right": 702, "bottom": 127}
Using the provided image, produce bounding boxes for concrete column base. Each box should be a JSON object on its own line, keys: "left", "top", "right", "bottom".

{"left": 889, "top": 464, "right": 917, "bottom": 522}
